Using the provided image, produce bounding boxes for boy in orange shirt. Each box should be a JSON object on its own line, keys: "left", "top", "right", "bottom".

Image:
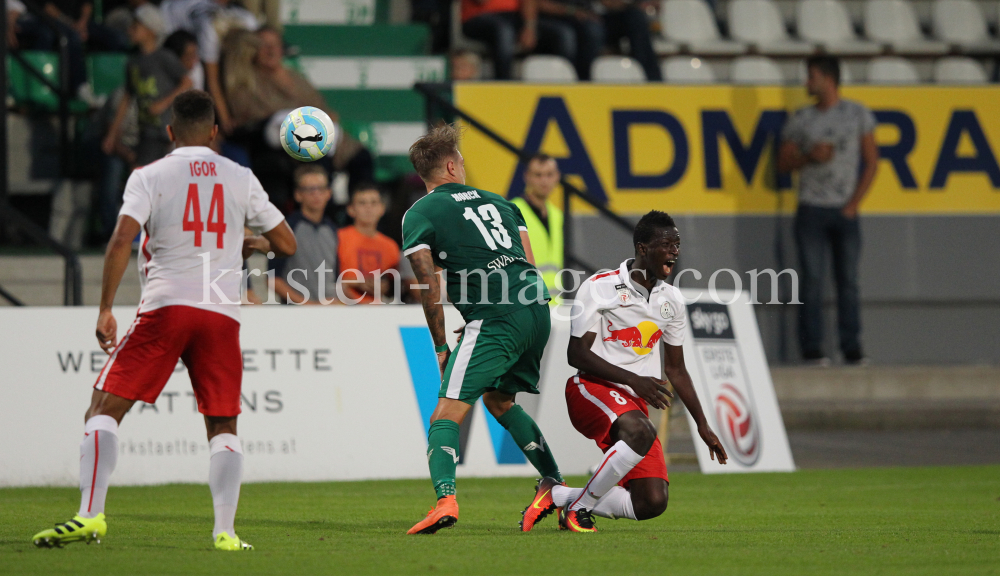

{"left": 338, "top": 183, "right": 401, "bottom": 303}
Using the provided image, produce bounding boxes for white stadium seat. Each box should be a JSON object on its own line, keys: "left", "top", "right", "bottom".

{"left": 661, "top": 0, "right": 748, "bottom": 55}
{"left": 521, "top": 55, "right": 578, "bottom": 82}
{"left": 728, "top": 0, "right": 815, "bottom": 55}
{"left": 864, "top": 0, "right": 949, "bottom": 54}
{"left": 591, "top": 56, "right": 646, "bottom": 83}
{"left": 867, "top": 56, "right": 921, "bottom": 82}
{"left": 933, "top": 56, "right": 989, "bottom": 83}
{"left": 662, "top": 56, "right": 719, "bottom": 83}
{"left": 730, "top": 55, "right": 786, "bottom": 84}
{"left": 932, "top": 0, "right": 1000, "bottom": 52}
{"left": 797, "top": 0, "right": 883, "bottom": 55}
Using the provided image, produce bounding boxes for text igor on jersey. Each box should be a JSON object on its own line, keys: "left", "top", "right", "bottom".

{"left": 119, "top": 146, "right": 285, "bottom": 322}
{"left": 571, "top": 259, "right": 688, "bottom": 382}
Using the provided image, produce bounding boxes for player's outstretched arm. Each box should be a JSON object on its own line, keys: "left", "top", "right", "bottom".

{"left": 520, "top": 230, "right": 536, "bottom": 266}
{"left": 568, "top": 332, "right": 673, "bottom": 410}
{"left": 663, "top": 344, "right": 728, "bottom": 464}
{"left": 408, "top": 248, "right": 450, "bottom": 375}
{"left": 97, "top": 215, "right": 141, "bottom": 354}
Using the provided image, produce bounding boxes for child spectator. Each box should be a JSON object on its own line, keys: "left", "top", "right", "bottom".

{"left": 270, "top": 165, "right": 339, "bottom": 305}
{"left": 337, "top": 183, "right": 401, "bottom": 304}
{"left": 102, "top": 5, "right": 193, "bottom": 166}
{"left": 164, "top": 29, "right": 204, "bottom": 90}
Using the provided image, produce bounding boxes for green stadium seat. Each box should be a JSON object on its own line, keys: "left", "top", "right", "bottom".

{"left": 7, "top": 51, "right": 61, "bottom": 110}
{"left": 283, "top": 24, "right": 431, "bottom": 56}
{"left": 86, "top": 53, "right": 128, "bottom": 99}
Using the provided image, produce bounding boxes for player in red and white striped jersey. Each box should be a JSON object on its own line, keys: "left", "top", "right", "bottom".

{"left": 524, "top": 211, "right": 728, "bottom": 533}
{"left": 32, "top": 91, "right": 296, "bottom": 551}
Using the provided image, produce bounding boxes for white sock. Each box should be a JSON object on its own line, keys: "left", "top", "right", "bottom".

{"left": 78, "top": 415, "right": 119, "bottom": 518}
{"left": 591, "top": 486, "right": 638, "bottom": 520}
{"left": 569, "top": 441, "right": 645, "bottom": 511}
{"left": 551, "top": 485, "right": 583, "bottom": 508}
{"left": 209, "top": 434, "right": 244, "bottom": 539}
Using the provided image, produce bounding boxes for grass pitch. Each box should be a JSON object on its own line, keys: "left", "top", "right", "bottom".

{"left": 1, "top": 466, "right": 997, "bottom": 575}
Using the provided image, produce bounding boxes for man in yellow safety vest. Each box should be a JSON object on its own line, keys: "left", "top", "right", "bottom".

{"left": 512, "top": 153, "right": 563, "bottom": 301}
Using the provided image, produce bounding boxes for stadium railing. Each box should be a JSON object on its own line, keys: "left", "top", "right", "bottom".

{"left": 414, "top": 82, "right": 635, "bottom": 277}
{"left": 1, "top": 2, "right": 83, "bottom": 306}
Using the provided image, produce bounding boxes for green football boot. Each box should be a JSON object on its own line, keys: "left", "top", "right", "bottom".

{"left": 33, "top": 514, "right": 107, "bottom": 547}
{"left": 214, "top": 532, "right": 254, "bottom": 551}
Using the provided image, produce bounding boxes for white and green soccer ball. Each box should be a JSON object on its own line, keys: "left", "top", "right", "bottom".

{"left": 279, "top": 106, "right": 336, "bottom": 162}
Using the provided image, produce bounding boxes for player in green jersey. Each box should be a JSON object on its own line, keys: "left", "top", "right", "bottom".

{"left": 402, "top": 124, "right": 565, "bottom": 535}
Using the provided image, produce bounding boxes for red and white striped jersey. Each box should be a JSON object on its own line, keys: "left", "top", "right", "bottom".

{"left": 119, "top": 146, "right": 285, "bottom": 322}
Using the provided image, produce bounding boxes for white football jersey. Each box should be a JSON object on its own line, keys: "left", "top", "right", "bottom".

{"left": 119, "top": 146, "right": 285, "bottom": 323}
{"left": 570, "top": 259, "right": 688, "bottom": 391}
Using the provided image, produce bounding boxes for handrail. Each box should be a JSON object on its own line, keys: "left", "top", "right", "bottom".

{"left": 0, "top": 203, "right": 83, "bottom": 305}
{"left": 413, "top": 82, "right": 634, "bottom": 276}
{"left": 0, "top": 283, "right": 26, "bottom": 306}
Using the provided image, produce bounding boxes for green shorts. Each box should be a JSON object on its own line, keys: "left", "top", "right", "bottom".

{"left": 440, "top": 303, "right": 551, "bottom": 404}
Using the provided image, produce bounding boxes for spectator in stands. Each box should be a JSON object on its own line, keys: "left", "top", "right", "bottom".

{"left": 450, "top": 49, "right": 482, "bottom": 81}
{"left": 92, "top": 86, "right": 138, "bottom": 240}
{"left": 337, "top": 183, "right": 402, "bottom": 304}
{"left": 778, "top": 56, "right": 878, "bottom": 366}
{"left": 102, "top": 5, "right": 193, "bottom": 166}
{"left": 538, "top": 0, "right": 661, "bottom": 81}
{"left": 461, "top": 0, "right": 573, "bottom": 80}
{"left": 6, "top": 0, "right": 24, "bottom": 48}
{"left": 225, "top": 26, "right": 374, "bottom": 209}
{"left": 14, "top": 0, "right": 128, "bottom": 96}
{"left": 164, "top": 29, "right": 205, "bottom": 90}
{"left": 512, "top": 153, "right": 563, "bottom": 300}
{"left": 270, "top": 165, "right": 340, "bottom": 305}
{"left": 160, "top": 0, "right": 258, "bottom": 132}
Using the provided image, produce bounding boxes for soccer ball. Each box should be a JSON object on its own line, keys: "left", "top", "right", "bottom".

{"left": 279, "top": 106, "right": 336, "bottom": 162}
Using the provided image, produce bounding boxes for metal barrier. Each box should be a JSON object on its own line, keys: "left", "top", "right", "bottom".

{"left": 1, "top": 0, "right": 83, "bottom": 305}
{"left": 414, "top": 82, "right": 635, "bottom": 276}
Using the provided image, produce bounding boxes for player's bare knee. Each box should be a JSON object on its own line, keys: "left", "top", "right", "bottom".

{"left": 635, "top": 483, "right": 669, "bottom": 520}
{"left": 612, "top": 412, "right": 657, "bottom": 455}
{"left": 482, "top": 391, "right": 515, "bottom": 419}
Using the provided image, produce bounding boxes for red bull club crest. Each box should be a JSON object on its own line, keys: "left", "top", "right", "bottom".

{"left": 603, "top": 320, "right": 663, "bottom": 356}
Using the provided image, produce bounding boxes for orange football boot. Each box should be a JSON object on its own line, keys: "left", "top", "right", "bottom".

{"left": 560, "top": 508, "right": 597, "bottom": 533}
{"left": 407, "top": 495, "right": 459, "bottom": 535}
{"left": 520, "top": 477, "right": 560, "bottom": 532}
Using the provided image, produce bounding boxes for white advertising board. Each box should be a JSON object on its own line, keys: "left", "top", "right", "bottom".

{"left": 0, "top": 306, "right": 601, "bottom": 487}
{"left": 681, "top": 290, "right": 796, "bottom": 473}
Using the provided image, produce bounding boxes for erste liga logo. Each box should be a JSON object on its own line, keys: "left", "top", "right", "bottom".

{"left": 714, "top": 383, "right": 760, "bottom": 466}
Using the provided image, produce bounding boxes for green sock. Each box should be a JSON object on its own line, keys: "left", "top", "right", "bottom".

{"left": 496, "top": 405, "right": 563, "bottom": 483}
{"left": 426, "top": 419, "right": 460, "bottom": 499}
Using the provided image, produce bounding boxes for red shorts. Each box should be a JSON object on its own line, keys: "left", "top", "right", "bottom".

{"left": 565, "top": 374, "right": 668, "bottom": 486}
{"left": 95, "top": 305, "right": 243, "bottom": 417}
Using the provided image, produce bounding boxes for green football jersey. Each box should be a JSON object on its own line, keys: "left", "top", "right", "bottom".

{"left": 402, "top": 183, "right": 550, "bottom": 320}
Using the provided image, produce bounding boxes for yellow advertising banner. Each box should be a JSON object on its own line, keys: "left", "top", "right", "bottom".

{"left": 454, "top": 83, "right": 1000, "bottom": 215}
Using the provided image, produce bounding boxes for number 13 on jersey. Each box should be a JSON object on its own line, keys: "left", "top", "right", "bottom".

{"left": 183, "top": 183, "right": 227, "bottom": 248}
{"left": 463, "top": 204, "right": 512, "bottom": 250}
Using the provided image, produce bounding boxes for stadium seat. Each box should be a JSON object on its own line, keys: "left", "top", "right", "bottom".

{"left": 866, "top": 55, "right": 921, "bottom": 82}
{"left": 730, "top": 55, "right": 786, "bottom": 83}
{"left": 662, "top": 56, "right": 718, "bottom": 83}
{"left": 591, "top": 56, "right": 647, "bottom": 83}
{"left": 797, "top": 0, "right": 883, "bottom": 54}
{"left": 521, "top": 55, "right": 577, "bottom": 82}
{"left": 728, "top": 0, "right": 815, "bottom": 55}
{"left": 283, "top": 25, "right": 431, "bottom": 56}
{"left": 661, "top": 0, "right": 748, "bottom": 55}
{"left": 864, "top": 0, "right": 949, "bottom": 54}
{"left": 932, "top": 0, "right": 1000, "bottom": 53}
{"left": 6, "top": 52, "right": 61, "bottom": 110}
{"left": 86, "top": 53, "right": 128, "bottom": 99}
{"left": 280, "top": 0, "right": 376, "bottom": 25}
{"left": 933, "top": 56, "right": 989, "bottom": 83}
{"left": 297, "top": 56, "right": 447, "bottom": 88}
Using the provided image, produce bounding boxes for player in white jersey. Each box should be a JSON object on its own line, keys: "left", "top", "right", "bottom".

{"left": 521, "top": 211, "right": 728, "bottom": 533}
{"left": 32, "top": 91, "right": 296, "bottom": 551}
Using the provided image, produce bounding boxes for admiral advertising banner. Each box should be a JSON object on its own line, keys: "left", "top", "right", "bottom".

{"left": 454, "top": 84, "right": 1000, "bottom": 215}
{"left": 681, "top": 291, "right": 795, "bottom": 473}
